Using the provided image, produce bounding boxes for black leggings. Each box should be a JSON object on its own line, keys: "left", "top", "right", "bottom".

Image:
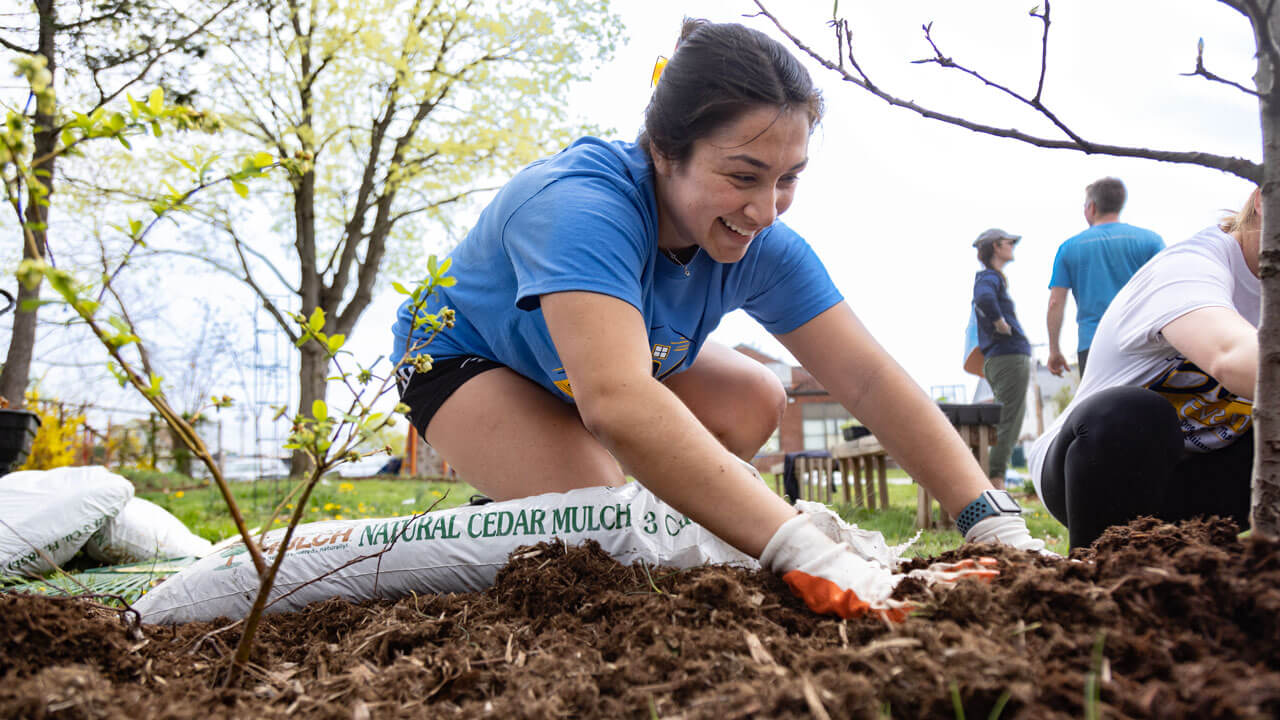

{"left": 1040, "top": 386, "right": 1253, "bottom": 549}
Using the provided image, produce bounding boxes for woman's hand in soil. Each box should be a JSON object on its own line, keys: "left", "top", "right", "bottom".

{"left": 964, "top": 515, "right": 1058, "bottom": 556}
{"left": 760, "top": 514, "right": 912, "bottom": 621}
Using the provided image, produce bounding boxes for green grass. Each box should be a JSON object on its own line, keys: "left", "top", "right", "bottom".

{"left": 139, "top": 475, "right": 479, "bottom": 542}
{"left": 133, "top": 468, "right": 1066, "bottom": 556}
{"left": 770, "top": 469, "right": 1068, "bottom": 557}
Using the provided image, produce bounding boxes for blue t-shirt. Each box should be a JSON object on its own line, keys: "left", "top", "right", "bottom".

{"left": 1048, "top": 222, "right": 1164, "bottom": 351}
{"left": 972, "top": 269, "right": 1031, "bottom": 358}
{"left": 391, "top": 137, "right": 843, "bottom": 402}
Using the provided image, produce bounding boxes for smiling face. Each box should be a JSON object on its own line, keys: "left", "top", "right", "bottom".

{"left": 650, "top": 106, "right": 810, "bottom": 264}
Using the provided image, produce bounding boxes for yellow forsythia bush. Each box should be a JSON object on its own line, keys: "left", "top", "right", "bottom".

{"left": 18, "top": 392, "right": 84, "bottom": 470}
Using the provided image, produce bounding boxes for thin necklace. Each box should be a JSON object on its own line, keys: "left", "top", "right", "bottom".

{"left": 661, "top": 246, "right": 697, "bottom": 277}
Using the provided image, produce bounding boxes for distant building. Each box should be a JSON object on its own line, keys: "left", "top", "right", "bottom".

{"left": 733, "top": 345, "right": 855, "bottom": 472}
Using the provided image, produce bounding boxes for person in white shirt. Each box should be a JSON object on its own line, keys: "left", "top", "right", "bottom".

{"left": 1028, "top": 188, "right": 1260, "bottom": 549}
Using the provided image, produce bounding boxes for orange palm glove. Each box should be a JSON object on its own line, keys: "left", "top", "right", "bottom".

{"left": 760, "top": 515, "right": 1001, "bottom": 621}
{"left": 760, "top": 514, "right": 911, "bottom": 621}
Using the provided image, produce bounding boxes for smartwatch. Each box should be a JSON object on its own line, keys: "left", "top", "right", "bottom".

{"left": 955, "top": 489, "right": 1023, "bottom": 536}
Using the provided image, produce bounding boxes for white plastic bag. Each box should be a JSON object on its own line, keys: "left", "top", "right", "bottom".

{"left": 136, "top": 482, "right": 755, "bottom": 623}
{"left": 84, "top": 497, "right": 213, "bottom": 564}
{"left": 0, "top": 466, "right": 134, "bottom": 576}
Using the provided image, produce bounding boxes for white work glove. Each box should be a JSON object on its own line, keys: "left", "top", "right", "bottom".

{"left": 964, "top": 514, "right": 1057, "bottom": 556}
{"left": 761, "top": 515, "right": 1001, "bottom": 621}
{"left": 761, "top": 514, "right": 910, "bottom": 621}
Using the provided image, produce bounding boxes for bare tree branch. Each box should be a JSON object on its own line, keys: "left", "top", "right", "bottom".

{"left": 754, "top": 0, "right": 1263, "bottom": 183}
{"left": 1183, "top": 36, "right": 1262, "bottom": 96}
{"left": 910, "top": 16, "right": 1091, "bottom": 149}
{"left": 0, "top": 33, "right": 34, "bottom": 54}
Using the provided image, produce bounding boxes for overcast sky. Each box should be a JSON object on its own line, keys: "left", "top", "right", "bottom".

{"left": 10, "top": 1, "right": 1261, "bottom": 449}
{"left": 350, "top": 0, "right": 1260, "bottom": 403}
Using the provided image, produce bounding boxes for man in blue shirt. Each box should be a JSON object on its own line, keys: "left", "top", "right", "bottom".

{"left": 1047, "top": 177, "right": 1164, "bottom": 378}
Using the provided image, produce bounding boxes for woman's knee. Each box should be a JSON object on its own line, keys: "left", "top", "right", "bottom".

{"left": 710, "top": 364, "right": 785, "bottom": 455}
{"left": 666, "top": 350, "right": 786, "bottom": 457}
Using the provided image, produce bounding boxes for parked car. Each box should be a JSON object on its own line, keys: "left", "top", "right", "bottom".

{"left": 213, "top": 457, "right": 289, "bottom": 482}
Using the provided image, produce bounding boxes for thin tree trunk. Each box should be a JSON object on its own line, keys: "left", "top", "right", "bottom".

{"left": 1252, "top": 7, "right": 1280, "bottom": 538}
{"left": 0, "top": 0, "right": 57, "bottom": 409}
{"left": 291, "top": 342, "right": 327, "bottom": 476}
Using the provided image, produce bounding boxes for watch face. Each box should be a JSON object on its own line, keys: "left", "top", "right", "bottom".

{"left": 987, "top": 490, "right": 1021, "bottom": 513}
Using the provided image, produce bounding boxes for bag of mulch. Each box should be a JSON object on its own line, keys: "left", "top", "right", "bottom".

{"left": 135, "top": 482, "right": 753, "bottom": 623}
{"left": 83, "top": 497, "right": 213, "bottom": 565}
{"left": 0, "top": 466, "right": 134, "bottom": 577}
{"left": 135, "top": 482, "right": 915, "bottom": 625}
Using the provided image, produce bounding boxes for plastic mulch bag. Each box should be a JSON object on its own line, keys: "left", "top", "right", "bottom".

{"left": 136, "top": 482, "right": 755, "bottom": 623}
{"left": 135, "top": 483, "right": 911, "bottom": 625}
{"left": 84, "top": 497, "right": 213, "bottom": 565}
{"left": 0, "top": 466, "right": 134, "bottom": 576}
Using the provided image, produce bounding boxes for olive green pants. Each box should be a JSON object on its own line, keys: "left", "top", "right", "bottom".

{"left": 983, "top": 353, "right": 1029, "bottom": 481}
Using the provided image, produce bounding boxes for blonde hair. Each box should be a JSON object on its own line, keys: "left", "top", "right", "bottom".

{"left": 1220, "top": 187, "right": 1261, "bottom": 236}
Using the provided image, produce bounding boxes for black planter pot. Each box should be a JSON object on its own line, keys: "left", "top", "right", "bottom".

{"left": 0, "top": 409, "right": 40, "bottom": 476}
{"left": 842, "top": 425, "right": 872, "bottom": 442}
{"left": 937, "top": 403, "right": 1003, "bottom": 426}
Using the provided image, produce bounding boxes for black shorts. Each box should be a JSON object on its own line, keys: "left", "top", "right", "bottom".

{"left": 396, "top": 356, "right": 505, "bottom": 439}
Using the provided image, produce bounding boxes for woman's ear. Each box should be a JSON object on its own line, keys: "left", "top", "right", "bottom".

{"left": 651, "top": 149, "right": 673, "bottom": 177}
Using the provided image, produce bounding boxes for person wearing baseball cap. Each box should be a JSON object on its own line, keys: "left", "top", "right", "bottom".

{"left": 971, "top": 228, "right": 1031, "bottom": 487}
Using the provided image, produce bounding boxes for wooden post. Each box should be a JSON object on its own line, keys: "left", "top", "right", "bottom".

{"left": 876, "top": 456, "right": 890, "bottom": 511}
{"left": 852, "top": 457, "right": 866, "bottom": 507}
{"left": 917, "top": 486, "right": 933, "bottom": 528}
{"left": 978, "top": 425, "right": 997, "bottom": 488}
{"left": 862, "top": 456, "right": 876, "bottom": 508}
{"left": 405, "top": 426, "right": 418, "bottom": 476}
{"left": 823, "top": 457, "right": 834, "bottom": 504}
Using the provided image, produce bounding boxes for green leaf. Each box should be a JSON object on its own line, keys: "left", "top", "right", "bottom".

{"left": 147, "top": 88, "right": 164, "bottom": 114}
{"left": 438, "top": 276, "right": 457, "bottom": 287}
{"left": 232, "top": 180, "right": 249, "bottom": 199}
{"left": 117, "top": 136, "right": 132, "bottom": 150}
{"left": 308, "top": 307, "right": 325, "bottom": 332}
{"left": 327, "top": 334, "right": 345, "bottom": 352}
{"left": 128, "top": 219, "right": 142, "bottom": 237}
{"left": 126, "top": 94, "right": 141, "bottom": 119}
{"left": 312, "top": 399, "right": 328, "bottom": 421}
{"left": 427, "top": 255, "right": 438, "bottom": 277}
{"left": 438, "top": 257, "right": 452, "bottom": 275}
{"left": 391, "top": 281, "right": 409, "bottom": 295}
{"left": 252, "top": 151, "right": 274, "bottom": 168}
{"left": 108, "top": 316, "right": 132, "bottom": 334}
{"left": 59, "top": 128, "right": 75, "bottom": 149}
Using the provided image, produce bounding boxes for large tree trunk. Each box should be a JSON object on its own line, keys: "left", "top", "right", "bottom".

{"left": 1252, "top": 8, "right": 1280, "bottom": 538}
{"left": 0, "top": 0, "right": 56, "bottom": 410}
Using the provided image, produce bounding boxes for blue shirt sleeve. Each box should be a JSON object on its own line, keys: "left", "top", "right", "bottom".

{"left": 739, "top": 224, "right": 843, "bottom": 335}
{"left": 1048, "top": 243, "right": 1072, "bottom": 289}
{"left": 503, "top": 175, "right": 652, "bottom": 314}
{"left": 1146, "top": 234, "right": 1166, "bottom": 259}
{"left": 973, "top": 271, "right": 1003, "bottom": 320}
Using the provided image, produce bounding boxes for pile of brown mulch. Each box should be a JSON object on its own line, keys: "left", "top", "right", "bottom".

{"left": 2, "top": 516, "right": 1279, "bottom": 719}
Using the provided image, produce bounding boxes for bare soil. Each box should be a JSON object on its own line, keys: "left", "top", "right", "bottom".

{"left": 3, "top": 516, "right": 1279, "bottom": 719}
